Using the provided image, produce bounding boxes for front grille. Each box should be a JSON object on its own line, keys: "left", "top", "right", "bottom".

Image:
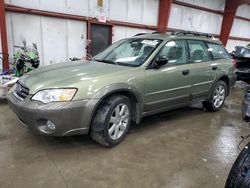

{"left": 14, "top": 81, "right": 29, "bottom": 100}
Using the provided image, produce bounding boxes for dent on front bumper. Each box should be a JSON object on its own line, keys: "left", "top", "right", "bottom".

{"left": 7, "top": 92, "right": 97, "bottom": 136}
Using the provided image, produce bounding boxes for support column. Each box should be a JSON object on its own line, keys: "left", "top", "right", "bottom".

{"left": 219, "top": 0, "right": 239, "bottom": 46}
{"left": 0, "top": 0, "right": 9, "bottom": 70}
{"left": 157, "top": 0, "right": 173, "bottom": 33}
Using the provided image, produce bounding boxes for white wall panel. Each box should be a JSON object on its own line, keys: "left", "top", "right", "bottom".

{"left": 67, "top": 20, "right": 86, "bottom": 59}
{"left": 230, "top": 19, "right": 250, "bottom": 38}
{"left": 0, "top": 30, "right": 2, "bottom": 70}
{"left": 6, "top": 12, "right": 86, "bottom": 66}
{"left": 6, "top": 0, "right": 158, "bottom": 26}
{"left": 40, "top": 0, "right": 67, "bottom": 14}
{"left": 177, "top": 0, "right": 225, "bottom": 11}
{"left": 8, "top": 13, "right": 44, "bottom": 65}
{"left": 6, "top": 0, "right": 91, "bottom": 16}
{"left": 67, "top": 0, "right": 90, "bottom": 16}
{"left": 41, "top": 17, "right": 67, "bottom": 65}
{"left": 5, "top": 12, "right": 14, "bottom": 63}
{"left": 89, "top": 0, "right": 110, "bottom": 18}
{"left": 113, "top": 26, "right": 155, "bottom": 42}
{"left": 143, "top": 0, "right": 158, "bottom": 25}
{"left": 168, "top": 4, "right": 222, "bottom": 34}
{"left": 109, "top": 0, "right": 128, "bottom": 22}
{"left": 237, "top": 4, "right": 250, "bottom": 19}
{"left": 226, "top": 40, "right": 250, "bottom": 53}
{"left": 127, "top": 0, "right": 143, "bottom": 24}
{"left": 109, "top": 0, "right": 158, "bottom": 25}
{"left": 8, "top": 0, "right": 40, "bottom": 9}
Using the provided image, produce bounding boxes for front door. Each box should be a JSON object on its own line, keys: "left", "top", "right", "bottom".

{"left": 91, "top": 24, "right": 112, "bottom": 56}
{"left": 144, "top": 40, "right": 191, "bottom": 113}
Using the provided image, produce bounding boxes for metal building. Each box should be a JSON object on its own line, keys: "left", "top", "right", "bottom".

{"left": 0, "top": 0, "right": 250, "bottom": 68}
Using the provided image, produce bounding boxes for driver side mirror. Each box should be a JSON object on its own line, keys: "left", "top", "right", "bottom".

{"left": 154, "top": 55, "right": 168, "bottom": 68}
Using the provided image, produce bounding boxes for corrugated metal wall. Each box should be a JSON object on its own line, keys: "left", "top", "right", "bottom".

{"left": 4, "top": 0, "right": 158, "bottom": 66}
{"left": 5, "top": 0, "right": 159, "bottom": 25}
{"left": 0, "top": 30, "right": 2, "bottom": 70}
{"left": 168, "top": 1, "right": 250, "bottom": 53}
{"left": 2, "top": 0, "right": 250, "bottom": 66}
{"left": 109, "top": 0, "right": 158, "bottom": 25}
{"left": 6, "top": 12, "right": 87, "bottom": 66}
{"left": 168, "top": 3, "right": 223, "bottom": 34}
{"left": 168, "top": 0, "right": 224, "bottom": 34}
{"left": 177, "top": 0, "right": 225, "bottom": 10}
{"left": 113, "top": 26, "right": 154, "bottom": 43}
{"left": 227, "top": 4, "right": 250, "bottom": 52}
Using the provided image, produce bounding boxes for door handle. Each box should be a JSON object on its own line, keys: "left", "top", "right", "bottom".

{"left": 182, "top": 69, "right": 190, "bottom": 75}
{"left": 212, "top": 66, "right": 217, "bottom": 70}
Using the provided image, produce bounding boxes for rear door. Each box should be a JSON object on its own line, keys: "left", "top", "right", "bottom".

{"left": 186, "top": 40, "right": 217, "bottom": 100}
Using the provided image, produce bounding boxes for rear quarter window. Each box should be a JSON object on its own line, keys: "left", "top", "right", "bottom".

{"left": 207, "top": 43, "right": 231, "bottom": 59}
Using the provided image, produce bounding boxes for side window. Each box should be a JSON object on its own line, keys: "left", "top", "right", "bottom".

{"left": 157, "top": 40, "right": 188, "bottom": 65}
{"left": 207, "top": 43, "right": 231, "bottom": 59}
{"left": 187, "top": 40, "right": 210, "bottom": 63}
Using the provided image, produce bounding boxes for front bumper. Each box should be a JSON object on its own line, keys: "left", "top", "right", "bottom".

{"left": 7, "top": 92, "right": 95, "bottom": 136}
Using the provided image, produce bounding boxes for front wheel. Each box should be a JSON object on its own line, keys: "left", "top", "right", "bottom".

{"left": 203, "top": 80, "right": 227, "bottom": 112}
{"left": 90, "top": 95, "right": 132, "bottom": 147}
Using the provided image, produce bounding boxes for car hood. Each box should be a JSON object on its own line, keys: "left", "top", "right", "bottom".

{"left": 19, "top": 60, "right": 133, "bottom": 94}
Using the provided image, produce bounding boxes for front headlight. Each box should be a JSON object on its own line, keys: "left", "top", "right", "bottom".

{"left": 31, "top": 88, "right": 77, "bottom": 103}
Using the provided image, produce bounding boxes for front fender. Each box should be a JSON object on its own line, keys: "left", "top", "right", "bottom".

{"left": 82, "top": 83, "right": 144, "bottom": 131}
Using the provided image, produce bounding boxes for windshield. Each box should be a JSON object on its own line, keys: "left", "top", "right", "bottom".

{"left": 92, "top": 38, "right": 162, "bottom": 67}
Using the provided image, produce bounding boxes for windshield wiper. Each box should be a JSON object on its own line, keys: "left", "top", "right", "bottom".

{"left": 94, "top": 59, "right": 119, "bottom": 65}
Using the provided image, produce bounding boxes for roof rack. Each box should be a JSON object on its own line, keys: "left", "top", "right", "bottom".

{"left": 172, "top": 30, "right": 214, "bottom": 38}
{"left": 134, "top": 33, "right": 147, "bottom": 36}
{"left": 134, "top": 31, "right": 161, "bottom": 36}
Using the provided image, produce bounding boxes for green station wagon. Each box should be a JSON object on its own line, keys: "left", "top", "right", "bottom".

{"left": 8, "top": 31, "right": 236, "bottom": 147}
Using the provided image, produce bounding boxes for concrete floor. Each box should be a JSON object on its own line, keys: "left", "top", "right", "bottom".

{"left": 0, "top": 82, "right": 249, "bottom": 188}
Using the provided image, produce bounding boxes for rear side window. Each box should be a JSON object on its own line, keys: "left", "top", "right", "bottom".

{"left": 207, "top": 43, "right": 230, "bottom": 59}
{"left": 187, "top": 40, "right": 211, "bottom": 63}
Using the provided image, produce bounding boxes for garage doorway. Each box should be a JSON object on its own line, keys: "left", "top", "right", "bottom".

{"left": 90, "top": 23, "right": 112, "bottom": 56}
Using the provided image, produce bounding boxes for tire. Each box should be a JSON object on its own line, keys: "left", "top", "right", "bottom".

{"left": 203, "top": 80, "right": 227, "bottom": 112}
{"left": 225, "top": 142, "right": 250, "bottom": 188}
{"left": 90, "top": 95, "right": 132, "bottom": 147}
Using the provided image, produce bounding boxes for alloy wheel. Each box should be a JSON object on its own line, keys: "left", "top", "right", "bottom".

{"left": 213, "top": 85, "right": 226, "bottom": 108}
{"left": 108, "top": 103, "right": 130, "bottom": 140}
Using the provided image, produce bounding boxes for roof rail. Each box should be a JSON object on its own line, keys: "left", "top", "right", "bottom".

{"left": 134, "top": 33, "right": 147, "bottom": 36}
{"left": 134, "top": 31, "right": 161, "bottom": 36}
{"left": 172, "top": 30, "right": 214, "bottom": 38}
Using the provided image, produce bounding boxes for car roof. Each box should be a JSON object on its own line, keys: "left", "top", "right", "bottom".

{"left": 132, "top": 33, "right": 222, "bottom": 45}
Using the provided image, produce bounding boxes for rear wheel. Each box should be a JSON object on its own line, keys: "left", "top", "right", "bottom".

{"left": 90, "top": 95, "right": 132, "bottom": 147}
{"left": 203, "top": 80, "right": 227, "bottom": 112}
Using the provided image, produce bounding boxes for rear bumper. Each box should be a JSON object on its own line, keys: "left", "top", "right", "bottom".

{"left": 235, "top": 69, "right": 250, "bottom": 81}
{"left": 7, "top": 92, "right": 97, "bottom": 136}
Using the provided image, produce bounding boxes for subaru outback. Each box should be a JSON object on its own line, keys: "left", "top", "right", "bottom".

{"left": 7, "top": 31, "right": 236, "bottom": 147}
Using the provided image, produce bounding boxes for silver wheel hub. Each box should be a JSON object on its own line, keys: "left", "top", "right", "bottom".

{"left": 213, "top": 85, "right": 226, "bottom": 108}
{"left": 108, "top": 103, "right": 130, "bottom": 140}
